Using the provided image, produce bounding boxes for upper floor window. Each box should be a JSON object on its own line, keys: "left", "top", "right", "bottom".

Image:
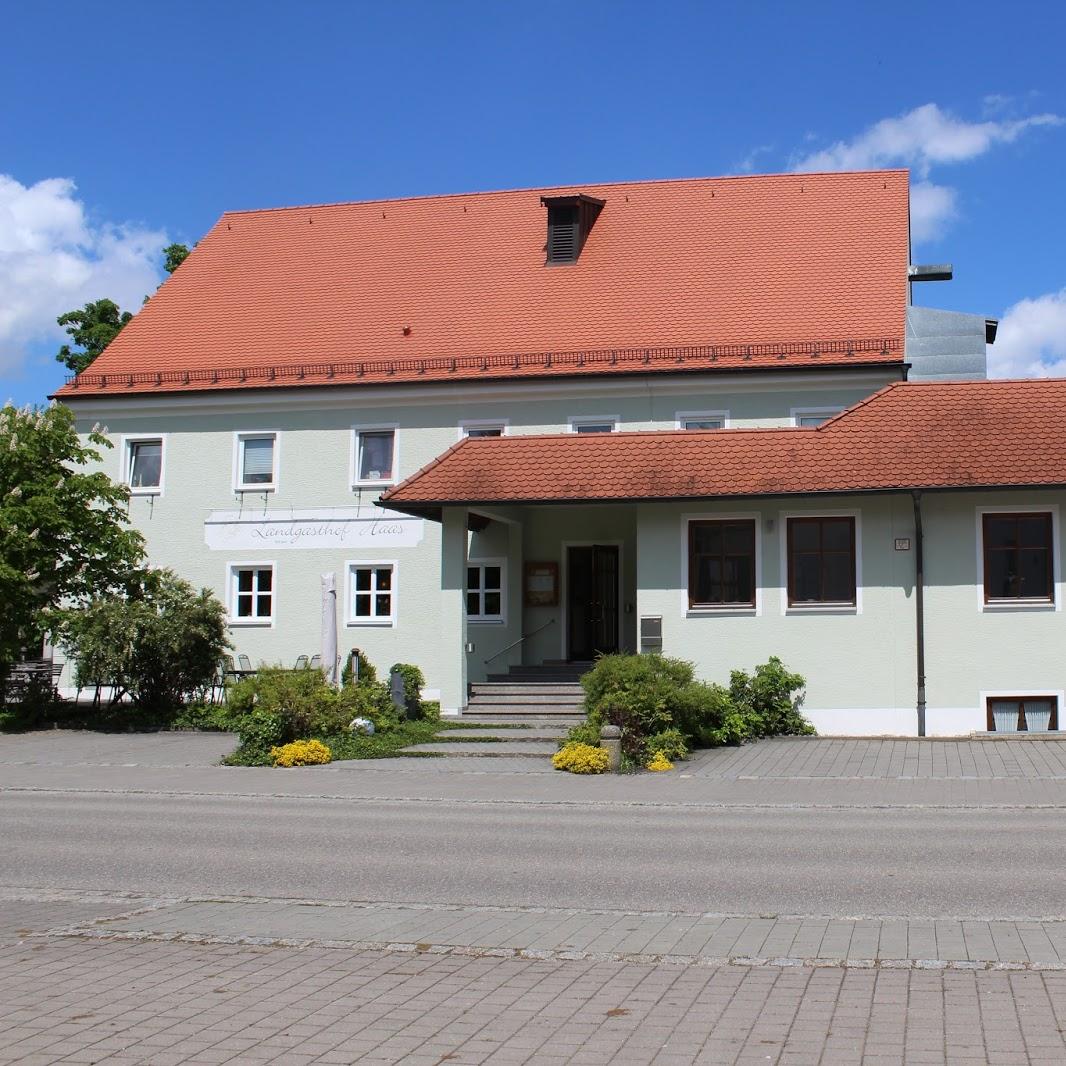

{"left": 791, "top": 408, "right": 841, "bottom": 428}
{"left": 787, "top": 516, "right": 856, "bottom": 606}
{"left": 236, "top": 432, "right": 277, "bottom": 491}
{"left": 229, "top": 564, "right": 274, "bottom": 625}
{"left": 569, "top": 416, "right": 617, "bottom": 434}
{"left": 982, "top": 512, "right": 1054, "bottom": 603}
{"left": 126, "top": 437, "right": 163, "bottom": 493}
{"left": 688, "top": 519, "right": 756, "bottom": 608}
{"left": 467, "top": 562, "right": 505, "bottom": 622}
{"left": 461, "top": 421, "right": 507, "bottom": 438}
{"left": 677, "top": 411, "right": 728, "bottom": 431}
{"left": 354, "top": 427, "right": 397, "bottom": 485}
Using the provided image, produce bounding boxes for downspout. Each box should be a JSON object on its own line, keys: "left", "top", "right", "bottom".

{"left": 912, "top": 490, "right": 927, "bottom": 737}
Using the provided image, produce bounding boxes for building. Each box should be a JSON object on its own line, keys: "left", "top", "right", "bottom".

{"left": 58, "top": 169, "right": 1064, "bottom": 736}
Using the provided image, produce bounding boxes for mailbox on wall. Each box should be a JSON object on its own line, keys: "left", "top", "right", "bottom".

{"left": 639, "top": 615, "right": 663, "bottom": 653}
{"left": 524, "top": 561, "right": 559, "bottom": 607}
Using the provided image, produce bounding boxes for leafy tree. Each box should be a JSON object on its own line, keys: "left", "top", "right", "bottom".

{"left": 0, "top": 403, "right": 144, "bottom": 674}
{"left": 55, "top": 298, "right": 132, "bottom": 374}
{"left": 162, "top": 243, "right": 191, "bottom": 274}
{"left": 61, "top": 569, "right": 230, "bottom": 712}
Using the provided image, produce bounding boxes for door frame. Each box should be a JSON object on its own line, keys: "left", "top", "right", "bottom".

{"left": 560, "top": 540, "right": 624, "bottom": 661}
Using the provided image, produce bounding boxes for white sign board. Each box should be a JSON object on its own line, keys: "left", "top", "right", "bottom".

{"left": 204, "top": 508, "right": 425, "bottom": 551}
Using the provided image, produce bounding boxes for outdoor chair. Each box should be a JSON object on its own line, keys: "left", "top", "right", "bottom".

{"left": 294, "top": 654, "right": 309, "bottom": 670}
{"left": 309, "top": 654, "right": 322, "bottom": 670}
{"left": 237, "top": 653, "right": 254, "bottom": 675}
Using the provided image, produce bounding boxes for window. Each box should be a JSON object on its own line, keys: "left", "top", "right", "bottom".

{"left": 126, "top": 437, "right": 163, "bottom": 492}
{"left": 676, "top": 411, "right": 727, "bottom": 431}
{"left": 982, "top": 512, "right": 1054, "bottom": 603}
{"left": 792, "top": 408, "right": 841, "bottom": 427}
{"left": 787, "top": 517, "right": 856, "bottom": 606}
{"left": 688, "top": 520, "right": 756, "bottom": 608}
{"left": 461, "top": 422, "right": 506, "bottom": 438}
{"left": 467, "top": 562, "right": 504, "bottom": 621}
{"left": 349, "top": 564, "right": 395, "bottom": 624}
{"left": 569, "top": 416, "right": 617, "bottom": 434}
{"left": 229, "top": 566, "right": 274, "bottom": 624}
{"left": 987, "top": 696, "right": 1058, "bottom": 733}
{"left": 354, "top": 428, "right": 396, "bottom": 485}
{"left": 236, "top": 433, "right": 277, "bottom": 490}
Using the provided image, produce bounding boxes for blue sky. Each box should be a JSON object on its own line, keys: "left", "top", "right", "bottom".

{"left": 2, "top": 0, "right": 1064, "bottom": 405}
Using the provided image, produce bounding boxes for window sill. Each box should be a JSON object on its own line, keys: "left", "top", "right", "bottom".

{"left": 686, "top": 607, "right": 757, "bottom": 618}
{"left": 981, "top": 600, "right": 1057, "bottom": 612}
{"left": 468, "top": 618, "right": 505, "bottom": 626}
{"left": 785, "top": 604, "right": 858, "bottom": 615}
{"left": 352, "top": 481, "right": 397, "bottom": 490}
{"left": 129, "top": 489, "right": 163, "bottom": 497}
{"left": 346, "top": 619, "right": 395, "bottom": 628}
{"left": 235, "top": 486, "right": 276, "bottom": 494}
{"left": 228, "top": 619, "right": 274, "bottom": 628}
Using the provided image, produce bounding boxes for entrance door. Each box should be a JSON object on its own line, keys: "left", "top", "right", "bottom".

{"left": 567, "top": 545, "right": 620, "bottom": 661}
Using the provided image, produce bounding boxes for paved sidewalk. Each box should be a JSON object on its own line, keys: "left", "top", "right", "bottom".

{"left": 688, "top": 736, "right": 1066, "bottom": 779}
{"left": 31, "top": 895, "right": 1066, "bottom": 971}
{"left": 2, "top": 935, "right": 1065, "bottom": 1065}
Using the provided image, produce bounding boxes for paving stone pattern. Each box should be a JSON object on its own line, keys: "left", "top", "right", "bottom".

{"left": 2, "top": 936, "right": 1065, "bottom": 1065}
{"left": 67, "top": 899, "right": 1066, "bottom": 970}
{"left": 689, "top": 737, "right": 1066, "bottom": 780}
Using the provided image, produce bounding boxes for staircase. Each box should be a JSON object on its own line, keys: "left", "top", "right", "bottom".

{"left": 398, "top": 663, "right": 590, "bottom": 762}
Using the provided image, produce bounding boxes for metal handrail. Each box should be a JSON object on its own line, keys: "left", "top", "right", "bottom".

{"left": 483, "top": 617, "right": 557, "bottom": 665}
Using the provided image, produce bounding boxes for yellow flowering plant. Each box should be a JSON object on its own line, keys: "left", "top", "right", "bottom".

{"left": 552, "top": 742, "right": 609, "bottom": 774}
{"left": 646, "top": 750, "right": 673, "bottom": 772}
{"left": 270, "top": 739, "right": 332, "bottom": 767}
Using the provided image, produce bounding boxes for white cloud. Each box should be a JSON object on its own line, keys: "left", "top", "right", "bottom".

{"left": 790, "top": 103, "right": 1061, "bottom": 245}
{"left": 990, "top": 288, "right": 1066, "bottom": 379}
{"left": 0, "top": 175, "right": 166, "bottom": 375}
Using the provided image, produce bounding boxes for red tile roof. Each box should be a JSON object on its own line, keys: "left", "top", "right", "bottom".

{"left": 57, "top": 170, "right": 909, "bottom": 397}
{"left": 380, "top": 380, "right": 1066, "bottom": 514}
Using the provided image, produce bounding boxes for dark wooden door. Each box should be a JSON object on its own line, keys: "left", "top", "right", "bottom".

{"left": 567, "top": 545, "right": 620, "bottom": 660}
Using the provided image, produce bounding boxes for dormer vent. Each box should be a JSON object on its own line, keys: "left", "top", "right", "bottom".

{"left": 541, "top": 194, "right": 605, "bottom": 264}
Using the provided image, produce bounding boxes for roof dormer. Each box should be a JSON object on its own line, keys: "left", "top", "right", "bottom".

{"left": 541, "top": 194, "right": 605, "bottom": 264}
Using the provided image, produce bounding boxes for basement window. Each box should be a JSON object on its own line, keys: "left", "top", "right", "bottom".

{"left": 987, "top": 696, "right": 1058, "bottom": 733}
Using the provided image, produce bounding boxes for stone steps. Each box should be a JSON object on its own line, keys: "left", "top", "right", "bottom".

{"left": 403, "top": 741, "right": 559, "bottom": 758}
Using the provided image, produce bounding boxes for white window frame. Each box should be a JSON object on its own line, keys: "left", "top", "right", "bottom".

{"left": 351, "top": 424, "right": 399, "bottom": 488}
{"left": 568, "top": 414, "right": 619, "bottom": 434}
{"left": 975, "top": 504, "right": 1061, "bottom": 613}
{"left": 459, "top": 419, "right": 509, "bottom": 440}
{"left": 675, "top": 410, "right": 730, "bottom": 431}
{"left": 790, "top": 407, "right": 842, "bottom": 428}
{"left": 779, "top": 508, "right": 862, "bottom": 615}
{"left": 680, "top": 512, "right": 762, "bottom": 617}
{"left": 233, "top": 431, "right": 279, "bottom": 493}
{"left": 122, "top": 434, "right": 166, "bottom": 496}
{"left": 226, "top": 562, "right": 276, "bottom": 627}
{"left": 345, "top": 560, "right": 398, "bottom": 627}
{"left": 466, "top": 558, "right": 507, "bottom": 625}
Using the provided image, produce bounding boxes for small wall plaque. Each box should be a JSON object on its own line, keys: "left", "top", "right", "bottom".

{"left": 524, "top": 561, "right": 559, "bottom": 606}
{"left": 894, "top": 537, "right": 912, "bottom": 551}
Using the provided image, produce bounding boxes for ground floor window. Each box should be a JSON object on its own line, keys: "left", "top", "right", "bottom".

{"left": 787, "top": 516, "right": 856, "bottom": 606}
{"left": 467, "top": 562, "right": 504, "bottom": 621}
{"left": 230, "top": 565, "right": 274, "bottom": 624}
{"left": 349, "top": 564, "right": 395, "bottom": 624}
{"left": 982, "top": 511, "right": 1054, "bottom": 604}
{"left": 688, "top": 519, "right": 756, "bottom": 607}
{"left": 987, "top": 696, "right": 1058, "bottom": 732}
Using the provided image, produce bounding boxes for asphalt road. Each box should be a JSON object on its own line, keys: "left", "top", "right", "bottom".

{"left": 3, "top": 789, "right": 1064, "bottom": 919}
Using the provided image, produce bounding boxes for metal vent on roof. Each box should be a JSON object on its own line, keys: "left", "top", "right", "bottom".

{"left": 541, "top": 194, "right": 605, "bottom": 264}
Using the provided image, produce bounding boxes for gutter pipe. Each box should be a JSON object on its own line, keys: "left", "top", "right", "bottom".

{"left": 912, "top": 490, "right": 927, "bottom": 737}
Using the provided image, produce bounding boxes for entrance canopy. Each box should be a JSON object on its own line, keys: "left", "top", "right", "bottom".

{"left": 379, "top": 379, "right": 1066, "bottom": 519}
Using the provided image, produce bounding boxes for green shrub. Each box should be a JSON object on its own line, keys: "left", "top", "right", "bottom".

{"left": 579, "top": 652, "right": 813, "bottom": 755}
{"left": 730, "top": 657, "right": 813, "bottom": 738}
{"left": 560, "top": 720, "right": 601, "bottom": 749}
{"left": 389, "top": 662, "right": 426, "bottom": 719}
{"left": 644, "top": 727, "right": 689, "bottom": 762}
{"left": 341, "top": 652, "right": 378, "bottom": 688}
